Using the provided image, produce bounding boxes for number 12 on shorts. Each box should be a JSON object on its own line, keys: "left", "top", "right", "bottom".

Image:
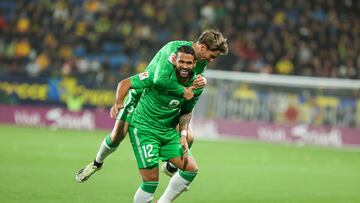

{"left": 142, "top": 144, "right": 154, "bottom": 158}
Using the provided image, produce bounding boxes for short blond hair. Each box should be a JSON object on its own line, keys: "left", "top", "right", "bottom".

{"left": 197, "top": 29, "right": 228, "bottom": 55}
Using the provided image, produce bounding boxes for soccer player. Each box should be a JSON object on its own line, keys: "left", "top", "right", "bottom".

{"left": 119, "top": 45, "right": 202, "bottom": 203}
{"left": 75, "top": 29, "right": 228, "bottom": 182}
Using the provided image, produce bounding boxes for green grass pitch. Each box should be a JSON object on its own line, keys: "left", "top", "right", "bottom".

{"left": 0, "top": 124, "right": 359, "bottom": 203}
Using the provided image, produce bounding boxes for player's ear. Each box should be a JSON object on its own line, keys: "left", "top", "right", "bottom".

{"left": 200, "top": 43, "right": 207, "bottom": 50}
{"left": 172, "top": 54, "right": 177, "bottom": 64}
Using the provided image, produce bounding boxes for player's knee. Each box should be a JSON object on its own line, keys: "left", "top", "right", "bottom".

{"left": 139, "top": 165, "right": 159, "bottom": 181}
{"left": 187, "top": 131, "right": 194, "bottom": 148}
{"left": 191, "top": 165, "right": 199, "bottom": 172}
{"left": 186, "top": 162, "right": 198, "bottom": 172}
{"left": 142, "top": 174, "right": 159, "bottom": 182}
{"left": 187, "top": 136, "right": 194, "bottom": 148}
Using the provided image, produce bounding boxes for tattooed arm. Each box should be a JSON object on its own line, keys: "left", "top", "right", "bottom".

{"left": 179, "top": 112, "right": 192, "bottom": 133}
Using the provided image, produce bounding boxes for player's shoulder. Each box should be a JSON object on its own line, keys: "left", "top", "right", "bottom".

{"left": 159, "top": 41, "right": 193, "bottom": 64}
{"left": 161, "top": 41, "right": 193, "bottom": 58}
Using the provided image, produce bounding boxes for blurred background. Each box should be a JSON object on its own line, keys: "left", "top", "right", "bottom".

{"left": 0, "top": 1, "right": 359, "bottom": 202}
{"left": 0, "top": 0, "right": 359, "bottom": 145}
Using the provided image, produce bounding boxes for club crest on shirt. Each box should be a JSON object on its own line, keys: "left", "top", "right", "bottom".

{"left": 168, "top": 53, "right": 176, "bottom": 65}
{"left": 139, "top": 71, "right": 149, "bottom": 80}
{"left": 127, "top": 106, "right": 134, "bottom": 113}
{"left": 169, "top": 99, "right": 180, "bottom": 108}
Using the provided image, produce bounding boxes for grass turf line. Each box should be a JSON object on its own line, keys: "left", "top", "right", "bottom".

{"left": 0, "top": 124, "right": 359, "bottom": 203}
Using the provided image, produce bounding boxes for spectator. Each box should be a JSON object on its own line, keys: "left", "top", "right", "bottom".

{"left": 16, "top": 13, "right": 30, "bottom": 33}
{"left": 0, "top": 0, "right": 358, "bottom": 84}
{"left": 275, "top": 56, "right": 294, "bottom": 75}
{"left": 66, "top": 92, "right": 84, "bottom": 112}
{"left": 14, "top": 39, "right": 31, "bottom": 58}
{"left": 0, "top": 14, "right": 6, "bottom": 30}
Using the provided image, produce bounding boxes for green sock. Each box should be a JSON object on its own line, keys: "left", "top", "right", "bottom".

{"left": 95, "top": 135, "right": 119, "bottom": 163}
{"left": 105, "top": 135, "right": 120, "bottom": 148}
{"left": 179, "top": 170, "right": 198, "bottom": 182}
{"left": 140, "top": 181, "right": 159, "bottom": 193}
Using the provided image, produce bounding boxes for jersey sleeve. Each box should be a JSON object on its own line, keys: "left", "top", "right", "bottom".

{"left": 130, "top": 72, "right": 153, "bottom": 89}
{"left": 193, "top": 88, "right": 203, "bottom": 96}
{"left": 152, "top": 52, "right": 185, "bottom": 96}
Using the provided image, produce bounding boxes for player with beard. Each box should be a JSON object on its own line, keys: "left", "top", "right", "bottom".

{"left": 114, "top": 46, "right": 201, "bottom": 202}
{"left": 76, "top": 30, "right": 228, "bottom": 183}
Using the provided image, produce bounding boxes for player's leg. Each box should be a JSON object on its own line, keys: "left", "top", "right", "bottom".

{"left": 162, "top": 125, "right": 195, "bottom": 177}
{"left": 94, "top": 119, "right": 128, "bottom": 165}
{"left": 134, "top": 167, "right": 159, "bottom": 203}
{"left": 158, "top": 156, "right": 198, "bottom": 203}
{"left": 91, "top": 93, "right": 137, "bottom": 166}
{"left": 158, "top": 130, "right": 198, "bottom": 203}
{"left": 75, "top": 104, "right": 131, "bottom": 183}
{"left": 187, "top": 126, "right": 194, "bottom": 148}
{"left": 75, "top": 119, "right": 128, "bottom": 182}
{"left": 76, "top": 89, "right": 141, "bottom": 183}
{"left": 129, "top": 125, "right": 161, "bottom": 203}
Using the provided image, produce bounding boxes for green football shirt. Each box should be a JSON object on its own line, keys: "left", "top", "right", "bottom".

{"left": 125, "top": 40, "right": 207, "bottom": 107}
{"left": 129, "top": 69, "right": 202, "bottom": 133}
{"left": 146, "top": 40, "right": 208, "bottom": 96}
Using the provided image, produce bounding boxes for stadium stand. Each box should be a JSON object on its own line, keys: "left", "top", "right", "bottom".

{"left": 0, "top": 0, "right": 359, "bottom": 87}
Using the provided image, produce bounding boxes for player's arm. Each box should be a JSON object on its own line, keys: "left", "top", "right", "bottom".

{"left": 179, "top": 112, "right": 192, "bottom": 139}
{"left": 192, "top": 74, "right": 207, "bottom": 89}
{"left": 110, "top": 72, "right": 153, "bottom": 118}
{"left": 178, "top": 88, "right": 204, "bottom": 159}
{"left": 178, "top": 111, "right": 192, "bottom": 160}
{"left": 178, "top": 88, "right": 204, "bottom": 131}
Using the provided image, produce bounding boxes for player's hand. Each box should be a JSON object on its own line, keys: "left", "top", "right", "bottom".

{"left": 183, "top": 87, "right": 194, "bottom": 100}
{"left": 192, "top": 75, "right": 207, "bottom": 89}
{"left": 180, "top": 135, "right": 189, "bottom": 161}
{"left": 110, "top": 103, "right": 124, "bottom": 119}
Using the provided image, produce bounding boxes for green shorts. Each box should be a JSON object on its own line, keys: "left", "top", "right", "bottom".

{"left": 116, "top": 89, "right": 142, "bottom": 122}
{"left": 128, "top": 125, "right": 185, "bottom": 169}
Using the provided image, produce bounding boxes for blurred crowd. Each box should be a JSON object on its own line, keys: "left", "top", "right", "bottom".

{"left": 0, "top": 0, "right": 359, "bottom": 88}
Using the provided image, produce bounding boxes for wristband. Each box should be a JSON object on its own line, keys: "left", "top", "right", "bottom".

{"left": 181, "top": 130, "right": 187, "bottom": 137}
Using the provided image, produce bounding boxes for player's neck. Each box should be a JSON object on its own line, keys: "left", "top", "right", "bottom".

{"left": 176, "top": 73, "right": 191, "bottom": 84}
{"left": 192, "top": 43, "right": 201, "bottom": 60}
{"left": 179, "top": 78, "right": 189, "bottom": 84}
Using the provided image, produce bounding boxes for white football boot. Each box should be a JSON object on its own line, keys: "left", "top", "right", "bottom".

{"left": 75, "top": 162, "right": 102, "bottom": 183}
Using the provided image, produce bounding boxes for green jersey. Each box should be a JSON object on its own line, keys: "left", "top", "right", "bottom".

{"left": 117, "top": 41, "right": 208, "bottom": 122}
{"left": 129, "top": 69, "right": 202, "bottom": 132}
{"left": 117, "top": 41, "right": 207, "bottom": 122}
{"left": 147, "top": 40, "right": 208, "bottom": 96}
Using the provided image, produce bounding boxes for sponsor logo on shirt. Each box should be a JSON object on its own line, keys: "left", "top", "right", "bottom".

{"left": 168, "top": 53, "right": 176, "bottom": 65}
{"left": 139, "top": 71, "right": 149, "bottom": 80}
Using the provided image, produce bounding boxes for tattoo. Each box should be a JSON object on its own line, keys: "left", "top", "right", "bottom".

{"left": 179, "top": 112, "right": 192, "bottom": 131}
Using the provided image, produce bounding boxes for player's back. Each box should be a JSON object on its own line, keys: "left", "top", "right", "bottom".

{"left": 146, "top": 41, "right": 208, "bottom": 76}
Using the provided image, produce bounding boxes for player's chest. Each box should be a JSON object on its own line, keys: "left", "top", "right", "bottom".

{"left": 149, "top": 90, "right": 185, "bottom": 110}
